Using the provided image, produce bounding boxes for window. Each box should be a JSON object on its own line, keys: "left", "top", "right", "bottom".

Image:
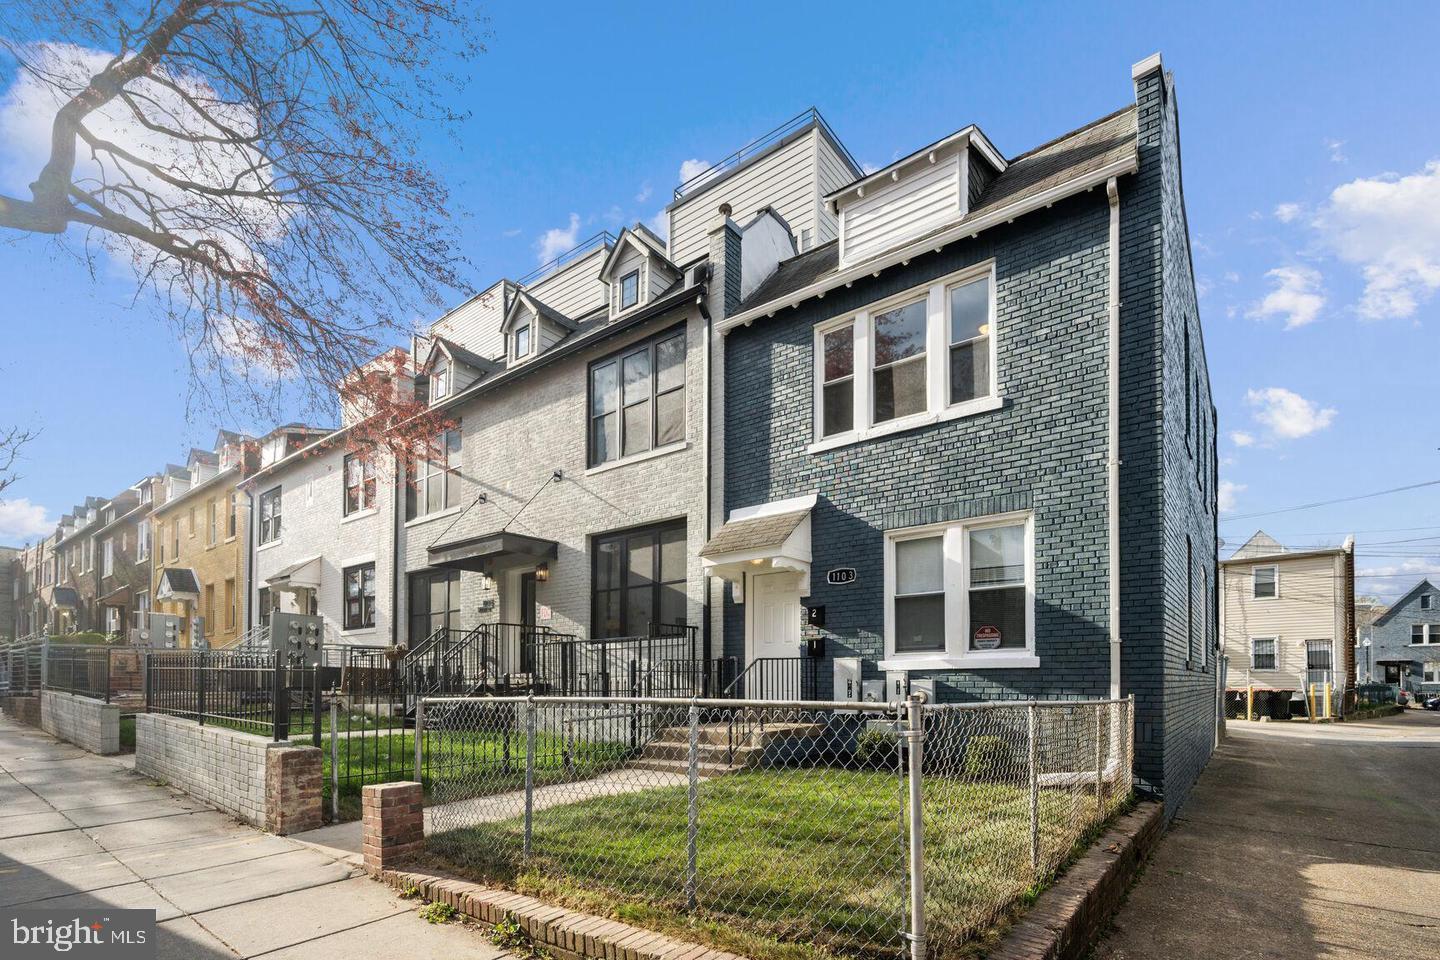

{"left": 1252, "top": 565, "right": 1278, "bottom": 599}
{"left": 1413, "top": 624, "right": 1425, "bottom": 644}
{"left": 1426, "top": 663, "right": 1440, "bottom": 684}
{"left": 884, "top": 512, "right": 1034, "bottom": 665}
{"left": 592, "top": 520, "right": 687, "bottom": 638}
{"left": 227, "top": 491, "right": 237, "bottom": 539}
{"left": 203, "top": 583, "right": 215, "bottom": 635}
{"left": 344, "top": 563, "right": 376, "bottom": 630}
{"left": 408, "top": 569, "right": 460, "bottom": 643}
{"left": 620, "top": 270, "right": 640, "bottom": 310}
{"left": 406, "top": 428, "right": 461, "bottom": 520}
{"left": 257, "top": 586, "right": 273, "bottom": 628}
{"left": 224, "top": 578, "right": 236, "bottom": 630}
{"left": 1413, "top": 624, "right": 1440, "bottom": 644}
{"left": 102, "top": 539, "right": 114, "bottom": 578}
{"left": 344, "top": 452, "right": 378, "bottom": 515}
{"left": 189, "top": 506, "right": 196, "bottom": 538}
{"left": 207, "top": 499, "right": 217, "bottom": 545}
{"left": 431, "top": 360, "right": 449, "bottom": 400}
{"left": 137, "top": 520, "right": 150, "bottom": 562}
{"left": 141, "top": 484, "right": 152, "bottom": 505}
{"left": 1186, "top": 537, "right": 1195, "bottom": 664}
{"left": 259, "top": 486, "right": 282, "bottom": 544}
{"left": 588, "top": 329, "right": 686, "bottom": 467}
{"left": 514, "top": 324, "right": 532, "bottom": 358}
{"left": 171, "top": 520, "right": 179, "bottom": 558}
{"left": 1250, "top": 637, "right": 1277, "bottom": 670}
{"left": 105, "top": 606, "right": 121, "bottom": 635}
{"left": 1423, "top": 594, "right": 1433, "bottom": 611}
{"left": 815, "top": 266, "right": 996, "bottom": 446}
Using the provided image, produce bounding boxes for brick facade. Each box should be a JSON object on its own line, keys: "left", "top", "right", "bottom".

{"left": 265, "top": 745, "right": 324, "bottom": 835}
{"left": 361, "top": 781, "right": 424, "bottom": 872}
{"left": 40, "top": 689, "right": 120, "bottom": 754}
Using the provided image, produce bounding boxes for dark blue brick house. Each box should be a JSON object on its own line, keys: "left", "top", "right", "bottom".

{"left": 698, "top": 54, "right": 1217, "bottom": 811}
{"left": 1366, "top": 579, "right": 1440, "bottom": 696}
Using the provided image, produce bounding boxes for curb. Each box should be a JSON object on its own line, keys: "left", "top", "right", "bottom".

{"left": 988, "top": 800, "right": 1165, "bottom": 960}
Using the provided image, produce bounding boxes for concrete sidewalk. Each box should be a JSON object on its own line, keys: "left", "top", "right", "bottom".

{"left": 0, "top": 716, "right": 514, "bottom": 959}
{"left": 1096, "top": 710, "right": 1440, "bottom": 959}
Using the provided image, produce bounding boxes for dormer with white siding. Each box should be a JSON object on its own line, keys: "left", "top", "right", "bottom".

{"left": 419, "top": 336, "right": 501, "bottom": 403}
{"left": 502, "top": 291, "right": 577, "bottom": 365}
{"left": 826, "top": 125, "right": 1006, "bottom": 269}
{"left": 419, "top": 279, "right": 516, "bottom": 365}
{"left": 599, "top": 225, "right": 680, "bottom": 320}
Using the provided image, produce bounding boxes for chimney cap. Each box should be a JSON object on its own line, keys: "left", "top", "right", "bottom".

{"left": 717, "top": 202, "right": 733, "bottom": 217}
{"left": 1131, "top": 52, "right": 1163, "bottom": 80}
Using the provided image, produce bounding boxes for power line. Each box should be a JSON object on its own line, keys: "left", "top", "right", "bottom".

{"left": 1220, "top": 478, "right": 1440, "bottom": 522}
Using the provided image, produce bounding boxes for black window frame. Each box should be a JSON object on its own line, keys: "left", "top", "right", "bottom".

{"left": 258, "top": 486, "right": 282, "bottom": 544}
{"left": 343, "top": 451, "right": 378, "bottom": 516}
{"left": 405, "top": 427, "right": 462, "bottom": 520}
{"left": 408, "top": 568, "right": 460, "bottom": 643}
{"left": 620, "top": 270, "right": 640, "bottom": 309}
{"left": 343, "top": 562, "right": 377, "bottom": 630}
{"left": 590, "top": 518, "right": 687, "bottom": 639}
{"left": 587, "top": 325, "right": 686, "bottom": 468}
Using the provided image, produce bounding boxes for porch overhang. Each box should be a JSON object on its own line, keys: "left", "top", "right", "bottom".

{"left": 156, "top": 567, "right": 200, "bottom": 603}
{"left": 51, "top": 586, "right": 81, "bottom": 609}
{"left": 701, "top": 494, "right": 816, "bottom": 601}
{"left": 428, "top": 530, "right": 558, "bottom": 574}
{"left": 265, "top": 554, "right": 322, "bottom": 594}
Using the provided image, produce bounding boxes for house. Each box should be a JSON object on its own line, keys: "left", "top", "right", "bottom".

{"left": 149, "top": 433, "right": 257, "bottom": 647}
{"left": 1366, "top": 578, "right": 1440, "bottom": 697}
{"left": 700, "top": 53, "right": 1217, "bottom": 808}
{"left": 11, "top": 538, "right": 51, "bottom": 637}
{"left": 88, "top": 484, "right": 151, "bottom": 637}
{"left": 0, "top": 545, "right": 17, "bottom": 640}
{"left": 48, "top": 497, "right": 107, "bottom": 633}
{"left": 1220, "top": 531, "right": 1356, "bottom": 716}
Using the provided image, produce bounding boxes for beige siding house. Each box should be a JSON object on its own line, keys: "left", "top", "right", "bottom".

{"left": 1220, "top": 531, "right": 1356, "bottom": 716}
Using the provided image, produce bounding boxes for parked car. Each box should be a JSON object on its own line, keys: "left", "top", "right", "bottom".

{"left": 1422, "top": 694, "right": 1440, "bottom": 711}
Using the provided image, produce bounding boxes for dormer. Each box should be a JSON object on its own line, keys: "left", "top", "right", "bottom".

{"left": 420, "top": 336, "right": 501, "bottom": 403}
{"left": 503, "top": 291, "right": 577, "bottom": 365}
{"left": 187, "top": 448, "right": 219, "bottom": 483}
{"left": 827, "top": 124, "right": 1006, "bottom": 269}
{"left": 599, "top": 225, "right": 680, "bottom": 320}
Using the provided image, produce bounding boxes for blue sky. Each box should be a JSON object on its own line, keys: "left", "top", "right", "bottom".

{"left": 1, "top": 1, "right": 1438, "bottom": 598}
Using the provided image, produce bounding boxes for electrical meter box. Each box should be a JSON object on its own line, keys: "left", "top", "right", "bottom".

{"left": 832, "top": 657, "right": 861, "bottom": 712}
{"left": 270, "top": 612, "right": 323, "bottom": 666}
{"left": 861, "top": 679, "right": 886, "bottom": 704}
{"left": 191, "top": 617, "right": 207, "bottom": 650}
{"left": 909, "top": 677, "right": 935, "bottom": 704}
{"left": 884, "top": 670, "right": 909, "bottom": 701}
{"left": 146, "top": 613, "right": 184, "bottom": 649}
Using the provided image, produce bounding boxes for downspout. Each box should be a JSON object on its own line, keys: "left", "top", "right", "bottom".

{"left": 698, "top": 283, "right": 713, "bottom": 667}
{"left": 1106, "top": 176, "right": 1122, "bottom": 701}
{"left": 391, "top": 453, "right": 402, "bottom": 647}
{"left": 244, "top": 487, "right": 255, "bottom": 632}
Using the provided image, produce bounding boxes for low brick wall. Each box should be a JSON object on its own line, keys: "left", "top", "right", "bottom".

{"left": 135, "top": 713, "right": 321, "bottom": 833}
{"left": 41, "top": 690, "right": 120, "bottom": 755}
{"left": 361, "top": 782, "right": 424, "bottom": 872}
{"left": 0, "top": 694, "right": 41, "bottom": 726}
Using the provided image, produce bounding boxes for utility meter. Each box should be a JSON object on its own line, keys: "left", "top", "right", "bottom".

{"left": 269, "top": 612, "right": 323, "bottom": 667}
{"left": 146, "top": 613, "right": 184, "bottom": 649}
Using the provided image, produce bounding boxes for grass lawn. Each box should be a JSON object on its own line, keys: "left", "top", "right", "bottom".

{"left": 118, "top": 715, "right": 135, "bottom": 753}
{"left": 425, "top": 767, "right": 1109, "bottom": 960}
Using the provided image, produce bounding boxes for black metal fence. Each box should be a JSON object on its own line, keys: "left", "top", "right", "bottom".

{"left": 145, "top": 649, "right": 325, "bottom": 741}
{"left": 723, "top": 656, "right": 819, "bottom": 701}
{"left": 43, "top": 645, "right": 147, "bottom": 704}
{"left": 0, "top": 638, "right": 45, "bottom": 695}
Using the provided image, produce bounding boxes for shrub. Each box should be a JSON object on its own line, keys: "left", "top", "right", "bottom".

{"left": 420, "top": 901, "right": 455, "bottom": 924}
{"left": 963, "top": 735, "right": 1016, "bottom": 781}
{"left": 854, "top": 726, "right": 898, "bottom": 768}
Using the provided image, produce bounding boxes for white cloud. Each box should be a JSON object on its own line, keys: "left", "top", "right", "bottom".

{"left": 502, "top": 228, "right": 522, "bottom": 238}
{"left": 678, "top": 158, "right": 717, "bottom": 190}
{"left": 1230, "top": 431, "right": 1256, "bottom": 448}
{"left": 0, "top": 498, "right": 52, "bottom": 541}
{"left": 1274, "top": 202, "right": 1302, "bottom": 223}
{"left": 1247, "top": 265, "right": 1325, "bottom": 329}
{"left": 1311, "top": 159, "right": 1440, "bottom": 321}
{"left": 1217, "top": 480, "right": 1245, "bottom": 515}
{"left": 634, "top": 183, "right": 653, "bottom": 204}
{"left": 861, "top": 162, "right": 880, "bottom": 175}
{"left": 1195, "top": 276, "right": 1213, "bottom": 299}
{"left": 1325, "top": 138, "right": 1347, "bottom": 163}
{"left": 646, "top": 208, "right": 669, "bottom": 241}
{"left": 1244, "top": 387, "right": 1336, "bottom": 440}
{"left": 534, "top": 213, "right": 581, "bottom": 264}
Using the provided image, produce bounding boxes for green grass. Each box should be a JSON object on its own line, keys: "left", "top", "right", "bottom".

{"left": 424, "top": 768, "right": 1111, "bottom": 960}
{"left": 118, "top": 715, "right": 135, "bottom": 753}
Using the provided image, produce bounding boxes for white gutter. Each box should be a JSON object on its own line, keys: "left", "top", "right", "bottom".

{"left": 718, "top": 153, "right": 1139, "bottom": 333}
{"left": 1107, "top": 176, "right": 1122, "bottom": 701}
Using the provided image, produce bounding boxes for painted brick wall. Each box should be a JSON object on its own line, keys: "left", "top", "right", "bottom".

{"left": 40, "top": 689, "right": 120, "bottom": 754}
{"left": 136, "top": 713, "right": 271, "bottom": 825}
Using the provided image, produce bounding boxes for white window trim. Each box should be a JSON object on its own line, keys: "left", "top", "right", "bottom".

{"left": 1252, "top": 565, "right": 1279, "bottom": 600}
{"left": 1411, "top": 624, "right": 1440, "bottom": 646}
{"left": 810, "top": 261, "right": 999, "bottom": 453}
{"left": 619, "top": 269, "right": 641, "bottom": 310}
{"left": 1424, "top": 662, "right": 1440, "bottom": 684}
{"left": 1249, "top": 635, "right": 1278, "bottom": 670}
{"left": 879, "top": 509, "right": 1038, "bottom": 670}
{"left": 584, "top": 439, "right": 689, "bottom": 477}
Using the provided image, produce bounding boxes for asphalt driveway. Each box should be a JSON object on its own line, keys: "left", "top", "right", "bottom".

{"left": 0, "top": 715, "right": 512, "bottom": 959}
{"left": 1096, "top": 709, "right": 1440, "bottom": 960}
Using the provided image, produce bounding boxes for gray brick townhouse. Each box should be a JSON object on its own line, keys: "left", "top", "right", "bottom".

{"left": 1366, "top": 578, "right": 1440, "bottom": 696}
{"left": 699, "top": 53, "right": 1218, "bottom": 809}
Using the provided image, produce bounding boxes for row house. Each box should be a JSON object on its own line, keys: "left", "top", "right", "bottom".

{"left": 229, "top": 52, "right": 1214, "bottom": 808}
{"left": 1365, "top": 578, "right": 1440, "bottom": 696}
{"left": 9, "top": 538, "right": 51, "bottom": 638}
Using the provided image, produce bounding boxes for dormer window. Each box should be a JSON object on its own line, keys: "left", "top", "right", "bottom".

{"left": 431, "top": 360, "right": 450, "bottom": 400}
{"left": 620, "top": 271, "right": 640, "bottom": 310}
{"left": 514, "top": 324, "right": 532, "bottom": 358}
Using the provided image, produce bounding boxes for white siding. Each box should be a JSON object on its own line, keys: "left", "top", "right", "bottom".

{"left": 526, "top": 247, "right": 610, "bottom": 320}
{"left": 429, "top": 281, "right": 512, "bottom": 361}
{"left": 814, "top": 134, "right": 854, "bottom": 245}
{"left": 669, "top": 129, "right": 821, "bottom": 266}
{"left": 840, "top": 152, "right": 962, "bottom": 266}
{"left": 1221, "top": 552, "right": 1345, "bottom": 693}
{"left": 538, "top": 316, "right": 568, "bottom": 352}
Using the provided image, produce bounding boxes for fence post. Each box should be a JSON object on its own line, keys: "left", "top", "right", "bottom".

{"left": 272, "top": 651, "right": 289, "bottom": 741}
{"left": 904, "top": 693, "right": 927, "bottom": 960}
{"left": 103, "top": 649, "right": 112, "bottom": 704}
{"left": 523, "top": 697, "right": 535, "bottom": 859}
{"left": 685, "top": 701, "right": 699, "bottom": 911}
{"left": 1027, "top": 702, "right": 1039, "bottom": 874}
{"left": 198, "top": 648, "right": 209, "bottom": 727}
{"left": 39, "top": 639, "right": 49, "bottom": 690}
{"left": 330, "top": 700, "right": 340, "bottom": 823}
{"left": 413, "top": 698, "right": 425, "bottom": 782}
{"left": 1094, "top": 704, "right": 1103, "bottom": 814}
{"left": 311, "top": 663, "right": 322, "bottom": 748}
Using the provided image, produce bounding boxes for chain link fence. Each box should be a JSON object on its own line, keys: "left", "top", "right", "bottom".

{"left": 418, "top": 694, "right": 1133, "bottom": 960}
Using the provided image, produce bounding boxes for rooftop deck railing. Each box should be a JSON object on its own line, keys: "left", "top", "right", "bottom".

{"left": 671, "top": 107, "right": 860, "bottom": 201}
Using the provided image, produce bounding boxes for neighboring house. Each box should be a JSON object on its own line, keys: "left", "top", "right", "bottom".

{"left": 49, "top": 497, "right": 107, "bottom": 633}
{"left": 91, "top": 478, "right": 160, "bottom": 639}
{"left": 1367, "top": 578, "right": 1440, "bottom": 696}
{"left": 1220, "top": 530, "right": 1356, "bottom": 713}
{"left": 11, "top": 537, "right": 51, "bottom": 637}
{"left": 702, "top": 53, "right": 1218, "bottom": 809}
{"left": 0, "top": 545, "right": 17, "bottom": 640}
{"left": 150, "top": 433, "right": 256, "bottom": 647}
{"left": 1354, "top": 596, "right": 1388, "bottom": 683}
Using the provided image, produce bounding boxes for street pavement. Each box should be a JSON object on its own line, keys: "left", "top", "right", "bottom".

{"left": 1096, "top": 709, "right": 1440, "bottom": 960}
{"left": 0, "top": 715, "right": 514, "bottom": 959}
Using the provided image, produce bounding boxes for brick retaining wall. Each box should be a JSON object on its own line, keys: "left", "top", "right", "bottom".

{"left": 40, "top": 690, "right": 120, "bottom": 754}
{"left": 0, "top": 695, "right": 41, "bottom": 726}
{"left": 135, "top": 713, "right": 321, "bottom": 833}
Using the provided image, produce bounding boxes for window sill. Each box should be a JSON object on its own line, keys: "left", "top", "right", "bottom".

{"left": 257, "top": 539, "right": 283, "bottom": 552}
{"left": 342, "top": 508, "right": 379, "bottom": 524}
{"left": 878, "top": 652, "right": 1040, "bottom": 671}
{"left": 405, "top": 505, "right": 463, "bottom": 528}
{"left": 808, "top": 396, "right": 1005, "bottom": 454}
{"left": 341, "top": 626, "right": 377, "bottom": 637}
{"left": 586, "top": 440, "right": 689, "bottom": 476}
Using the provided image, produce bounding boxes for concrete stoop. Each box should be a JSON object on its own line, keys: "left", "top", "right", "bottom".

{"left": 372, "top": 866, "right": 744, "bottom": 960}
{"left": 629, "top": 721, "right": 825, "bottom": 776}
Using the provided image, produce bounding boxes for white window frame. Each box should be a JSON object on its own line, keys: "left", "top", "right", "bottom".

{"left": 881, "top": 509, "right": 1037, "bottom": 670}
{"left": 136, "top": 519, "right": 150, "bottom": 562}
{"left": 1252, "top": 565, "right": 1279, "bottom": 600}
{"left": 810, "top": 262, "right": 1000, "bottom": 453}
{"left": 101, "top": 539, "right": 114, "bottom": 578}
{"left": 1250, "top": 636, "right": 1277, "bottom": 670}
{"left": 1413, "top": 624, "right": 1440, "bottom": 645}
{"left": 1425, "top": 662, "right": 1440, "bottom": 684}
{"left": 258, "top": 486, "right": 282, "bottom": 545}
{"left": 431, "top": 359, "right": 450, "bottom": 400}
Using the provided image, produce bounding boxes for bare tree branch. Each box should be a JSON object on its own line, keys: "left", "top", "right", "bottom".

{"left": 0, "top": 427, "right": 40, "bottom": 496}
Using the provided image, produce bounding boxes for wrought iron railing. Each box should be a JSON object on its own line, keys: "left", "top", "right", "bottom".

{"left": 671, "top": 107, "right": 859, "bottom": 201}
{"left": 722, "top": 656, "right": 820, "bottom": 701}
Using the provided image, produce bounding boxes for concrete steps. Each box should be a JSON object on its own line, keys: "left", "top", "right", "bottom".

{"left": 630, "top": 721, "right": 825, "bottom": 777}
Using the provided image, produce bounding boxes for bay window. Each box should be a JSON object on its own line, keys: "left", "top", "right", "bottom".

{"left": 884, "top": 511, "right": 1035, "bottom": 667}
{"left": 588, "top": 328, "right": 686, "bottom": 468}
{"left": 813, "top": 264, "right": 997, "bottom": 447}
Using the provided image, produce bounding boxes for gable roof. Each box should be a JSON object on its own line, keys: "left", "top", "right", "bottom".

{"left": 598, "top": 225, "right": 675, "bottom": 281}
{"left": 1232, "top": 530, "right": 1285, "bottom": 560}
{"left": 504, "top": 290, "right": 578, "bottom": 333}
{"left": 1373, "top": 579, "right": 1439, "bottom": 626}
{"left": 426, "top": 335, "right": 502, "bottom": 376}
{"left": 731, "top": 105, "right": 1138, "bottom": 322}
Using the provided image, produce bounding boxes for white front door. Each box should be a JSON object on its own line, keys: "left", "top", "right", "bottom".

{"left": 746, "top": 572, "right": 803, "bottom": 698}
